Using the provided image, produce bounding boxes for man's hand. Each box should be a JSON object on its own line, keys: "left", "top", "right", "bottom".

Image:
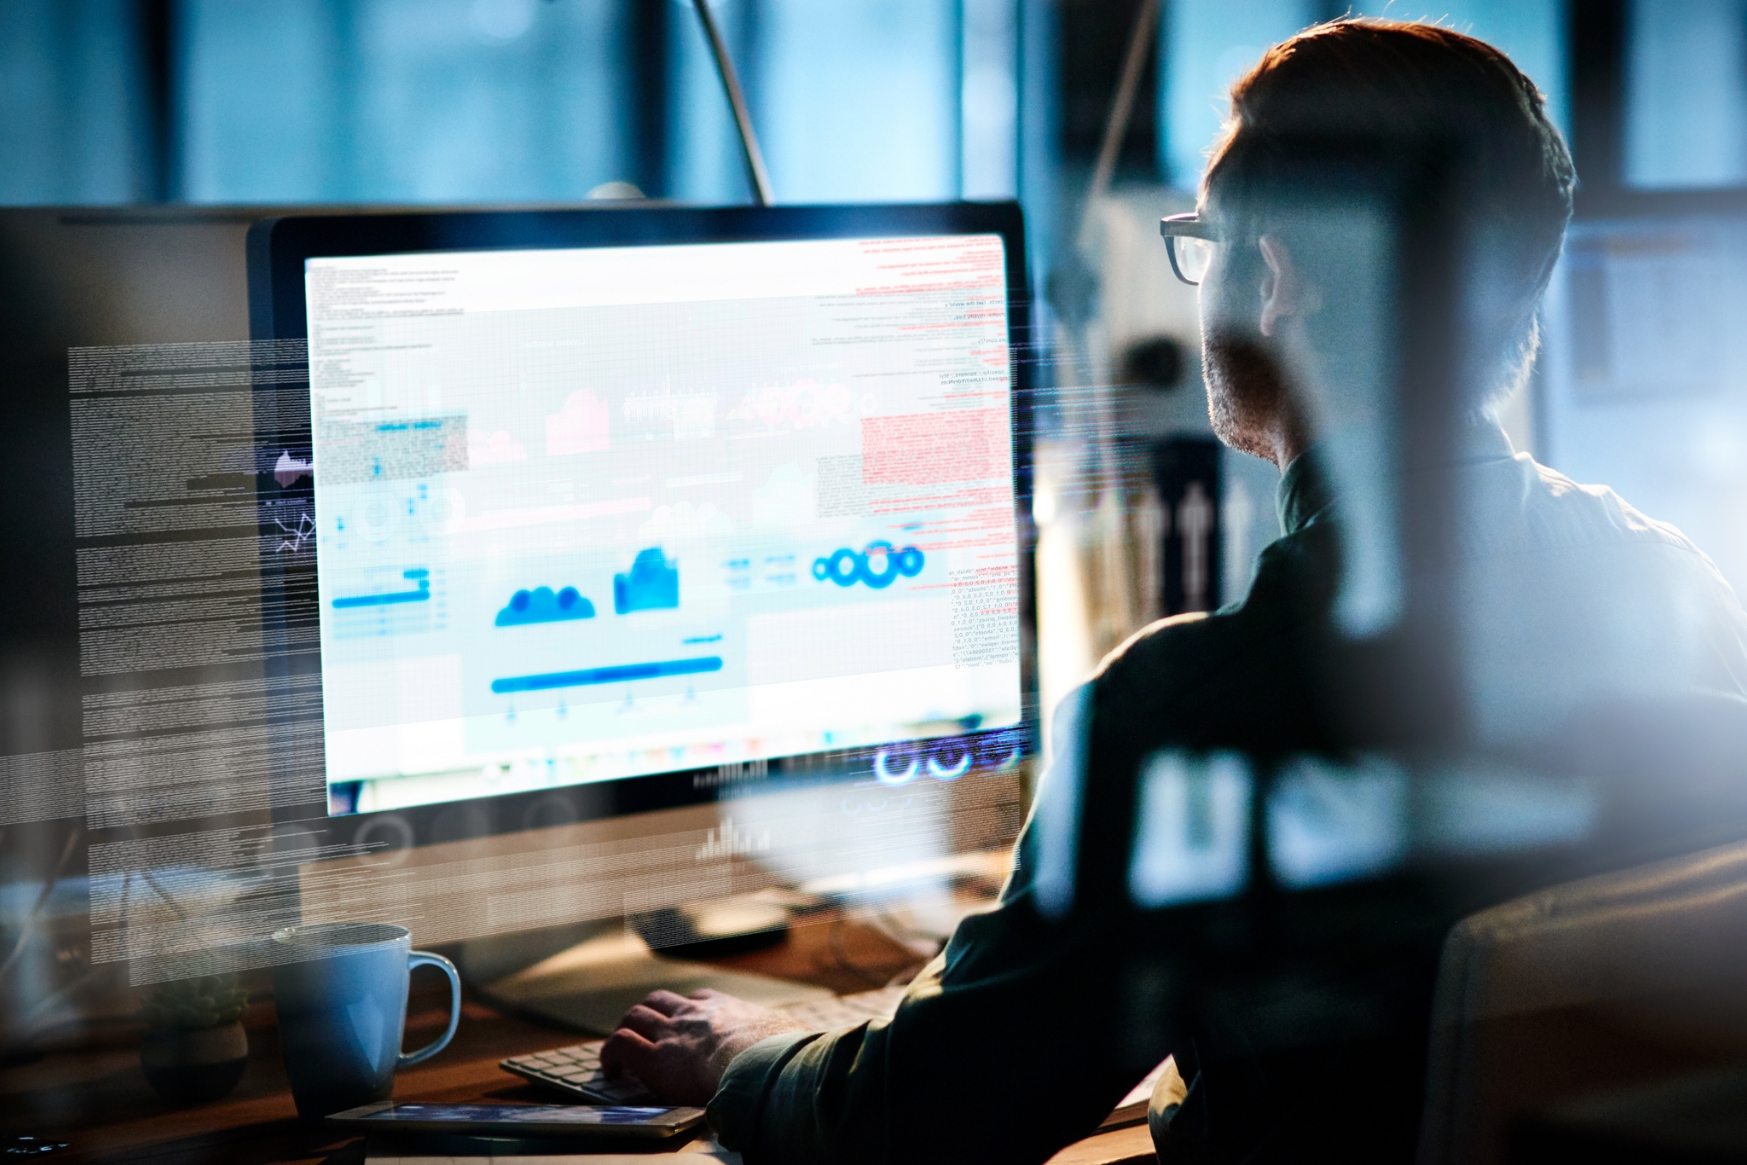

{"left": 599, "top": 988, "right": 809, "bottom": 1105}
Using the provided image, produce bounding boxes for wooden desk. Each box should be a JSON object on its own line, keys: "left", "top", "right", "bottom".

{"left": 0, "top": 912, "right": 1154, "bottom": 1165}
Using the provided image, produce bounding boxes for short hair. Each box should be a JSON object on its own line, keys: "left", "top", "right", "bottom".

{"left": 1203, "top": 18, "right": 1576, "bottom": 404}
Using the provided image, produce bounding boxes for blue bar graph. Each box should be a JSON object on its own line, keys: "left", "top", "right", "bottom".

{"left": 490, "top": 656, "right": 723, "bottom": 695}
{"left": 333, "top": 571, "right": 431, "bottom": 609}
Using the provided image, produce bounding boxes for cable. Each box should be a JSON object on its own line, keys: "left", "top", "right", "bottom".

{"left": 690, "top": 0, "right": 774, "bottom": 206}
{"left": 1077, "top": 0, "right": 1162, "bottom": 252}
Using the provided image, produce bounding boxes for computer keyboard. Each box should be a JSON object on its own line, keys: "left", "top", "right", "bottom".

{"left": 500, "top": 985, "right": 910, "bottom": 1105}
{"left": 765, "top": 983, "right": 909, "bottom": 1031}
{"left": 499, "top": 1040, "right": 658, "bottom": 1105}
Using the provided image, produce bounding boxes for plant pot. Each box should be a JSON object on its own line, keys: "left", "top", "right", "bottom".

{"left": 140, "top": 1020, "right": 248, "bottom": 1104}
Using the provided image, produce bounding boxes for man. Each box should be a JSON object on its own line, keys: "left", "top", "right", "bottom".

{"left": 601, "top": 19, "right": 1747, "bottom": 1164}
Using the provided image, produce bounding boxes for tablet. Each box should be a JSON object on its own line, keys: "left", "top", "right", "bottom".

{"left": 326, "top": 1102, "right": 706, "bottom": 1139}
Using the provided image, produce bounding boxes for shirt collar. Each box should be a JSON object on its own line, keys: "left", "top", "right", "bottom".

{"left": 1276, "top": 449, "right": 1335, "bottom": 535}
{"left": 1274, "top": 422, "right": 1518, "bottom": 537}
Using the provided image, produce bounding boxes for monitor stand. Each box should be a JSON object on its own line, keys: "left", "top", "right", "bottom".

{"left": 474, "top": 921, "right": 833, "bottom": 1036}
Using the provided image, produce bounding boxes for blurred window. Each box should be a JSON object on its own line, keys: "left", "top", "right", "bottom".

{"left": 1158, "top": 0, "right": 1317, "bottom": 190}
{"left": 0, "top": 0, "right": 152, "bottom": 204}
{"left": 1624, "top": 0, "right": 1747, "bottom": 188}
{"left": 755, "top": 0, "right": 960, "bottom": 203}
{"left": 180, "top": 0, "right": 632, "bottom": 203}
{"left": 1127, "top": 751, "right": 1250, "bottom": 908}
{"left": 1, "top": 0, "right": 1033, "bottom": 212}
{"left": 671, "top": 0, "right": 973, "bottom": 205}
{"left": 961, "top": 0, "right": 1019, "bottom": 200}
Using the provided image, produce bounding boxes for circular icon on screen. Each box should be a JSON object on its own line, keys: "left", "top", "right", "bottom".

{"left": 813, "top": 542, "right": 925, "bottom": 589}
{"left": 927, "top": 749, "right": 972, "bottom": 781}
{"left": 874, "top": 747, "right": 920, "bottom": 786}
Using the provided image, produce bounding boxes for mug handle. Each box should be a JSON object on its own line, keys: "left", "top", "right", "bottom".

{"left": 399, "top": 950, "right": 462, "bottom": 1067}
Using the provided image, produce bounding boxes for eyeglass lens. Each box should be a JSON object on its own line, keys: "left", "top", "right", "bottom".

{"left": 1170, "top": 236, "right": 1214, "bottom": 285}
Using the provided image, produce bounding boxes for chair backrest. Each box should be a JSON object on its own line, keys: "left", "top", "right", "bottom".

{"left": 1417, "top": 838, "right": 1747, "bottom": 1165}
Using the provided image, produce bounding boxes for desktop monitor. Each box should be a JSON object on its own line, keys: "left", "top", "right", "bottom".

{"left": 245, "top": 203, "right": 1037, "bottom": 999}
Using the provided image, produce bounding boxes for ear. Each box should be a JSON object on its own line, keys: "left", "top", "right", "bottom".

{"left": 1257, "top": 234, "right": 1313, "bottom": 338}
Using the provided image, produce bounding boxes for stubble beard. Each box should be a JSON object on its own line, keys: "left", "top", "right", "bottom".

{"left": 1203, "top": 330, "right": 1290, "bottom": 465}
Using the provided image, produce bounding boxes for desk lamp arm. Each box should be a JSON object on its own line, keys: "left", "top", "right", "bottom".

{"left": 691, "top": 0, "right": 774, "bottom": 206}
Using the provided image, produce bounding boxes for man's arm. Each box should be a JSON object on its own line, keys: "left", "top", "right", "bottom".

{"left": 599, "top": 687, "right": 1149, "bottom": 1164}
{"left": 601, "top": 881, "right": 1142, "bottom": 1164}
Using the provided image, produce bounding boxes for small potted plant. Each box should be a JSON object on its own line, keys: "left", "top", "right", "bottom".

{"left": 139, "top": 972, "right": 250, "bottom": 1103}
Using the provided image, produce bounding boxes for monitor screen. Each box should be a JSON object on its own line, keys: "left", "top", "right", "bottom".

{"left": 1543, "top": 208, "right": 1747, "bottom": 596}
{"left": 297, "top": 229, "right": 1025, "bottom": 817}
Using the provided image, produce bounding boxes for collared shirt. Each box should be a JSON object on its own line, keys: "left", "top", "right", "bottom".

{"left": 708, "top": 427, "right": 1747, "bottom": 1164}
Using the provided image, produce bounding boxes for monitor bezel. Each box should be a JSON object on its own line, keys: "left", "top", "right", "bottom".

{"left": 247, "top": 201, "right": 1038, "bottom": 853}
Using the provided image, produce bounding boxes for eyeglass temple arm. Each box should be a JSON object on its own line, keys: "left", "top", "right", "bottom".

{"left": 1159, "top": 215, "right": 1216, "bottom": 240}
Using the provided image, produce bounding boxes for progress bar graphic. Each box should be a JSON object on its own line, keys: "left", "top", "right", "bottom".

{"left": 490, "top": 656, "right": 723, "bottom": 695}
{"left": 332, "top": 569, "right": 431, "bottom": 609}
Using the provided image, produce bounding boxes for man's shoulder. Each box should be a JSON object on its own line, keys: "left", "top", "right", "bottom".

{"left": 1508, "top": 454, "right": 1718, "bottom": 559}
{"left": 1482, "top": 453, "right": 1742, "bottom": 598}
{"left": 1086, "top": 528, "right": 1331, "bottom": 746}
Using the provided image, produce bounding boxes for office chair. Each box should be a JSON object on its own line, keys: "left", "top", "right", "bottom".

{"left": 1416, "top": 836, "right": 1747, "bottom": 1165}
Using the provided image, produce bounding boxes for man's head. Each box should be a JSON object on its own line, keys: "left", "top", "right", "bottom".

{"left": 1195, "top": 18, "right": 1576, "bottom": 466}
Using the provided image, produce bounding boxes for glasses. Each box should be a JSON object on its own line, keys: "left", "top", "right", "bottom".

{"left": 1159, "top": 213, "right": 1218, "bottom": 286}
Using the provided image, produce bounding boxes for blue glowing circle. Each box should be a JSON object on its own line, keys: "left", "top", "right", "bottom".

{"left": 858, "top": 541, "right": 901, "bottom": 589}
{"left": 927, "top": 751, "right": 972, "bottom": 781}
{"left": 510, "top": 589, "right": 532, "bottom": 611}
{"left": 873, "top": 748, "right": 919, "bottom": 786}
{"left": 895, "top": 547, "right": 924, "bottom": 577}
{"left": 557, "top": 586, "right": 580, "bottom": 610}
{"left": 824, "top": 548, "right": 860, "bottom": 586}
